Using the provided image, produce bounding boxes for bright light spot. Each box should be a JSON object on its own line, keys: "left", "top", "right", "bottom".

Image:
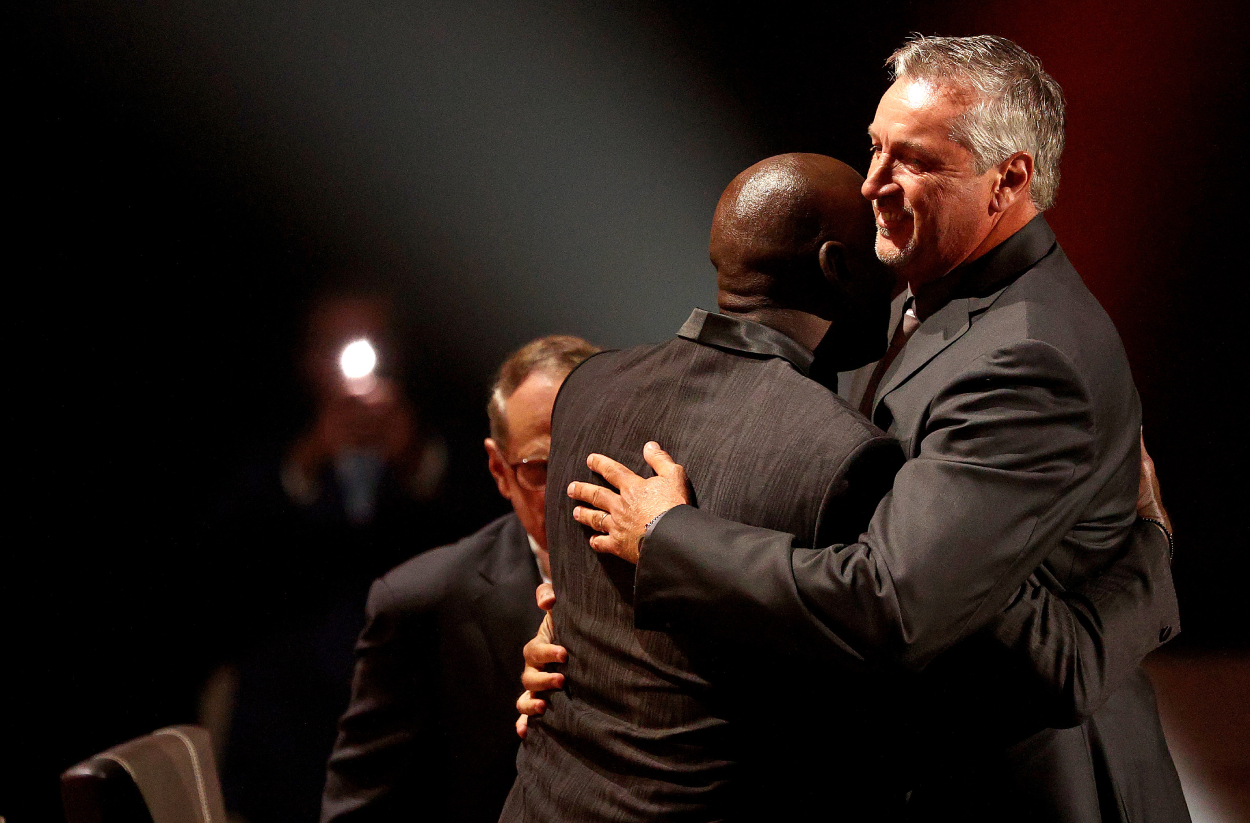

{"left": 901, "top": 78, "right": 938, "bottom": 110}
{"left": 340, "top": 338, "right": 377, "bottom": 379}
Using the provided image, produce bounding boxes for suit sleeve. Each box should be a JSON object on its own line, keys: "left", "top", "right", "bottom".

{"left": 983, "top": 519, "right": 1178, "bottom": 726}
{"left": 636, "top": 434, "right": 903, "bottom": 667}
{"left": 321, "top": 578, "right": 442, "bottom": 823}
{"left": 637, "top": 340, "right": 1171, "bottom": 707}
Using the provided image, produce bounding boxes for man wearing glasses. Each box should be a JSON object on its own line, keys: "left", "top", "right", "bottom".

{"left": 321, "top": 334, "right": 599, "bottom": 823}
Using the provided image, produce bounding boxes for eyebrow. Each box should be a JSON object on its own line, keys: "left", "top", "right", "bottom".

{"left": 868, "top": 130, "right": 932, "bottom": 157}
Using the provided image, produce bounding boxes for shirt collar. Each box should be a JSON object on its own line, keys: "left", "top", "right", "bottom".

{"left": 677, "top": 309, "right": 814, "bottom": 375}
{"left": 913, "top": 214, "right": 1057, "bottom": 319}
{"left": 527, "top": 532, "right": 551, "bottom": 585}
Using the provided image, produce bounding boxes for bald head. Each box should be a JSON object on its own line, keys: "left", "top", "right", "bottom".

{"left": 711, "top": 154, "right": 878, "bottom": 318}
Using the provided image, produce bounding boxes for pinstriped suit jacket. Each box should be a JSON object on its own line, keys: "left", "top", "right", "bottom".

{"left": 502, "top": 310, "right": 906, "bottom": 822}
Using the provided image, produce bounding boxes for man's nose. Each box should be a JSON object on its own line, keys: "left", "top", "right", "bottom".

{"left": 862, "top": 157, "right": 898, "bottom": 200}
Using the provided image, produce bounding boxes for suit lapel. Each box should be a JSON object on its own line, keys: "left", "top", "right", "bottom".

{"left": 471, "top": 518, "right": 544, "bottom": 675}
{"left": 873, "top": 297, "right": 971, "bottom": 419}
{"left": 871, "top": 216, "right": 1060, "bottom": 423}
{"left": 872, "top": 283, "right": 1015, "bottom": 423}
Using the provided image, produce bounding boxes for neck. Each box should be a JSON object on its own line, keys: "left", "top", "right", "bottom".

{"left": 908, "top": 203, "right": 1039, "bottom": 319}
{"left": 719, "top": 305, "right": 831, "bottom": 352}
{"left": 970, "top": 202, "right": 1039, "bottom": 265}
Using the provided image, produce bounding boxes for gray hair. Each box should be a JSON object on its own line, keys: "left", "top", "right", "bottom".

{"left": 888, "top": 34, "right": 1065, "bottom": 211}
{"left": 487, "top": 334, "right": 600, "bottom": 452}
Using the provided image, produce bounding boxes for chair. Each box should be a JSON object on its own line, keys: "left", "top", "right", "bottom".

{"left": 61, "top": 725, "right": 227, "bottom": 823}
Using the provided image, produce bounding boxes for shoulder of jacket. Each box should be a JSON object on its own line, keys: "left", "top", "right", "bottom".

{"left": 371, "top": 513, "right": 520, "bottom": 615}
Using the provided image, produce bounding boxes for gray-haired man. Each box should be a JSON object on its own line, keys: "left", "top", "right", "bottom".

{"left": 567, "top": 36, "right": 1188, "bottom": 822}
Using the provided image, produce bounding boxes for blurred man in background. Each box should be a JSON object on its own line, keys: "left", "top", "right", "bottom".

{"left": 282, "top": 293, "right": 449, "bottom": 534}
{"left": 321, "top": 334, "right": 599, "bottom": 823}
{"left": 207, "top": 291, "right": 460, "bottom": 823}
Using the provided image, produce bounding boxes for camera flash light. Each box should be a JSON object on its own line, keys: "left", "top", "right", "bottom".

{"left": 340, "top": 338, "right": 378, "bottom": 380}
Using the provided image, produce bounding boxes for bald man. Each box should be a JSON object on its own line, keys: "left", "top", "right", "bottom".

{"left": 501, "top": 153, "right": 910, "bottom": 821}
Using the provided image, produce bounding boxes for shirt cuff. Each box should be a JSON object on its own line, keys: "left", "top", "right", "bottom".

{"left": 643, "top": 510, "right": 670, "bottom": 540}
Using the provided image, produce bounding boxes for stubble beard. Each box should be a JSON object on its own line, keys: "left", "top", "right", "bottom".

{"left": 875, "top": 225, "right": 916, "bottom": 270}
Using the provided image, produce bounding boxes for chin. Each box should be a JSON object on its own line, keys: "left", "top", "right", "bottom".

{"left": 875, "top": 235, "right": 915, "bottom": 271}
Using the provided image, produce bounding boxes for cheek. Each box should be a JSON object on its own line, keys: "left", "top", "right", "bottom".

{"left": 902, "top": 179, "right": 935, "bottom": 214}
{"left": 917, "top": 185, "right": 965, "bottom": 229}
{"left": 525, "top": 490, "right": 546, "bottom": 520}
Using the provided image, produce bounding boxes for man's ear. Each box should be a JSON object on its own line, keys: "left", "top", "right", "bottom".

{"left": 818, "top": 240, "right": 849, "bottom": 287}
{"left": 485, "top": 438, "right": 511, "bottom": 499}
{"left": 992, "top": 151, "right": 1034, "bottom": 213}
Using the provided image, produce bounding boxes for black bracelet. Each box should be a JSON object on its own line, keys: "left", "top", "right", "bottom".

{"left": 1140, "top": 517, "right": 1174, "bottom": 564}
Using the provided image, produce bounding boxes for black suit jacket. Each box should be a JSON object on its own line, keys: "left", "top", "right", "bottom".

{"left": 636, "top": 217, "right": 1188, "bottom": 821}
{"left": 321, "top": 513, "right": 544, "bottom": 823}
{"left": 503, "top": 311, "right": 909, "bottom": 823}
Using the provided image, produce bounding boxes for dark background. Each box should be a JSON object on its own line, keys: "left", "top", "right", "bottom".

{"left": 9, "top": 0, "right": 1246, "bottom": 818}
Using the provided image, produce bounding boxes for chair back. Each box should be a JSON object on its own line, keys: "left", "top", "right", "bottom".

{"left": 61, "top": 725, "right": 227, "bottom": 823}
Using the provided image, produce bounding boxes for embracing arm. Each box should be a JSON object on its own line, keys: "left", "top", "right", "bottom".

{"left": 639, "top": 341, "right": 1105, "bottom": 667}
{"left": 515, "top": 583, "right": 564, "bottom": 739}
{"left": 582, "top": 342, "right": 1175, "bottom": 721}
{"left": 636, "top": 502, "right": 1175, "bottom": 729}
{"left": 979, "top": 439, "right": 1177, "bottom": 727}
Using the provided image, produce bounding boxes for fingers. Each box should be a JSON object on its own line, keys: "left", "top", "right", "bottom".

{"left": 573, "top": 508, "right": 635, "bottom": 560}
{"left": 517, "top": 689, "right": 548, "bottom": 717}
{"left": 516, "top": 686, "right": 551, "bottom": 739}
{"left": 642, "top": 441, "right": 682, "bottom": 478}
{"left": 516, "top": 690, "right": 549, "bottom": 739}
{"left": 1136, "top": 428, "right": 1171, "bottom": 533}
{"left": 568, "top": 481, "right": 621, "bottom": 513}
{"left": 524, "top": 613, "right": 558, "bottom": 659}
{"left": 523, "top": 631, "right": 567, "bottom": 666}
{"left": 522, "top": 615, "right": 565, "bottom": 692}
{"left": 572, "top": 505, "right": 613, "bottom": 534}
{"left": 586, "top": 452, "right": 642, "bottom": 489}
{"left": 522, "top": 660, "right": 565, "bottom": 692}
{"left": 518, "top": 611, "right": 565, "bottom": 736}
{"left": 521, "top": 620, "right": 567, "bottom": 693}
{"left": 589, "top": 532, "right": 639, "bottom": 564}
{"left": 535, "top": 582, "right": 556, "bottom": 612}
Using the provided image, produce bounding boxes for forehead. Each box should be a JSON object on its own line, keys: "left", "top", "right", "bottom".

{"left": 869, "top": 77, "right": 971, "bottom": 144}
{"left": 502, "top": 370, "right": 560, "bottom": 452}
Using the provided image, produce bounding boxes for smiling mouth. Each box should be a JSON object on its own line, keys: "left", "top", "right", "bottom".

{"left": 874, "top": 205, "right": 911, "bottom": 236}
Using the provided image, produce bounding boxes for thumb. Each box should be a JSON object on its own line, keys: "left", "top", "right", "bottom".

{"left": 536, "top": 582, "right": 556, "bottom": 612}
{"left": 643, "top": 441, "right": 680, "bottom": 476}
{"left": 537, "top": 611, "right": 555, "bottom": 644}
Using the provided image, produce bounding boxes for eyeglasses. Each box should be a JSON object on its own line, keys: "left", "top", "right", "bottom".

{"left": 509, "top": 456, "right": 548, "bottom": 491}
